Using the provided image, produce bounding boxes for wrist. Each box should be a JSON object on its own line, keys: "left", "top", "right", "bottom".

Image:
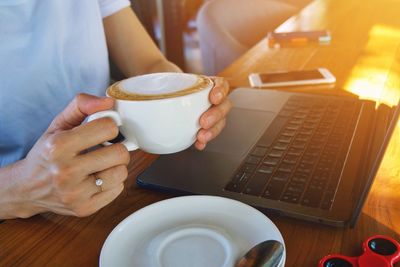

{"left": 0, "top": 159, "right": 39, "bottom": 219}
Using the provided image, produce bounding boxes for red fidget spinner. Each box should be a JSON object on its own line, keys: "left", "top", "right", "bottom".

{"left": 319, "top": 235, "right": 400, "bottom": 267}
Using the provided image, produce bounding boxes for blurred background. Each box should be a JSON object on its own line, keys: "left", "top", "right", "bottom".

{"left": 127, "top": 0, "right": 311, "bottom": 75}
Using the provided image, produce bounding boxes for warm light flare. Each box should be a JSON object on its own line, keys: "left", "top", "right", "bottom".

{"left": 344, "top": 24, "right": 400, "bottom": 107}
{"left": 347, "top": 24, "right": 400, "bottom": 232}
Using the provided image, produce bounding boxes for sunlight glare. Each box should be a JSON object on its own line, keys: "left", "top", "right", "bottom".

{"left": 344, "top": 24, "right": 400, "bottom": 107}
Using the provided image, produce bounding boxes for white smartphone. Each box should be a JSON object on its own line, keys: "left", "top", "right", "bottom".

{"left": 248, "top": 68, "right": 336, "bottom": 88}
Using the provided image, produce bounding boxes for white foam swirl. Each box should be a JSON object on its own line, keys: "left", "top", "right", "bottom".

{"left": 120, "top": 73, "right": 199, "bottom": 95}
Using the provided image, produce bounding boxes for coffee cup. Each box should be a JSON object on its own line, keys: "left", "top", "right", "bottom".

{"left": 87, "top": 72, "right": 214, "bottom": 154}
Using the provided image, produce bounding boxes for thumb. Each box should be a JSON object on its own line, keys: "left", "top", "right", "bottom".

{"left": 47, "top": 93, "right": 114, "bottom": 133}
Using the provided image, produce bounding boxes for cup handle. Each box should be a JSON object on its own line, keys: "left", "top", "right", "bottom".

{"left": 86, "top": 110, "right": 139, "bottom": 151}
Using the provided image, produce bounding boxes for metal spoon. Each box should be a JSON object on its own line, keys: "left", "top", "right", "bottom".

{"left": 235, "top": 240, "right": 284, "bottom": 267}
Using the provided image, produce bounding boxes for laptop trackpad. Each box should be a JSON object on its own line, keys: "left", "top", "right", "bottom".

{"left": 201, "top": 107, "right": 275, "bottom": 157}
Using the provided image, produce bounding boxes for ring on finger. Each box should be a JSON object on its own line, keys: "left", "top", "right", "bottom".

{"left": 94, "top": 174, "right": 104, "bottom": 192}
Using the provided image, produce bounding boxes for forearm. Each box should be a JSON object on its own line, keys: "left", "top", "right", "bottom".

{"left": 104, "top": 7, "right": 182, "bottom": 77}
{"left": 0, "top": 160, "right": 28, "bottom": 219}
{"left": 144, "top": 58, "right": 182, "bottom": 74}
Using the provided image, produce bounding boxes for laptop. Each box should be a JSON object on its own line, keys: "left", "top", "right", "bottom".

{"left": 137, "top": 66, "right": 400, "bottom": 228}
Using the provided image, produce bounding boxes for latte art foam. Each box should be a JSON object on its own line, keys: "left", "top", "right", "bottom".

{"left": 107, "top": 73, "right": 213, "bottom": 100}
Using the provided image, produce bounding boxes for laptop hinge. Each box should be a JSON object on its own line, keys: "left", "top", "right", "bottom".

{"left": 348, "top": 101, "right": 393, "bottom": 227}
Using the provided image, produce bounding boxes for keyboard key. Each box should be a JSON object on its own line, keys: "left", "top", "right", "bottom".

{"left": 281, "top": 129, "right": 296, "bottom": 137}
{"left": 322, "top": 143, "right": 337, "bottom": 151}
{"left": 246, "top": 156, "right": 262, "bottom": 165}
{"left": 278, "top": 163, "right": 295, "bottom": 173}
{"left": 225, "top": 172, "right": 251, "bottom": 193}
{"left": 225, "top": 181, "right": 245, "bottom": 193}
{"left": 294, "top": 112, "right": 308, "bottom": 119}
{"left": 257, "top": 165, "right": 274, "bottom": 174}
{"left": 315, "top": 165, "right": 331, "bottom": 173}
{"left": 285, "top": 124, "right": 301, "bottom": 131}
{"left": 283, "top": 155, "right": 299, "bottom": 164}
{"left": 271, "top": 171, "right": 290, "bottom": 183}
{"left": 304, "top": 149, "right": 319, "bottom": 157}
{"left": 320, "top": 153, "right": 334, "bottom": 161}
{"left": 264, "top": 157, "right": 280, "bottom": 166}
{"left": 305, "top": 117, "right": 320, "bottom": 124}
{"left": 268, "top": 149, "right": 284, "bottom": 158}
{"left": 299, "top": 128, "right": 313, "bottom": 135}
{"left": 301, "top": 187, "right": 324, "bottom": 207}
{"left": 314, "top": 129, "right": 329, "bottom": 136}
{"left": 258, "top": 116, "right": 289, "bottom": 147}
{"left": 301, "top": 155, "right": 317, "bottom": 165}
{"left": 243, "top": 172, "right": 271, "bottom": 196}
{"left": 292, "top": 173, "right": 309, "bottom": 183}
{"left": 251, "top": 146, "right": 268, "bottom": 157}
{"left": 331, "top": 127, "right": 346, "bottom": 135}
{"left": 321, "top": 192, "right": 335, "bottom": 210}
{"left": 277, "top": 135, "right": 292, "bottom": 143}
{"left": 291, "top": 141, "right": 307, "bottom": 149}
{"left": 297, "top": 163, "right": 313, "bottom": 174}
{"left": 239, "top": 164, "right": 257, "bottom": 173}
{"left": 303, "top": 122, "right": 317, "bottom": 129}
{"left": 314, "top": 134, "right": 327, "bottom": 141}
{"left": 286, "top": 182, "right": 305, "bottom": 193}
{"left": 281, "top": 192, "right": 301, "bottom": 204}
{"left": 287, "top": 148, "right": 303, "bottom": 157}
{"left": 295, "top": 134, "right": 310, "bottom": 143}
{"left": 309, "top": 142, "right": 324, "bottom": 150}
{"left": 263, "top": 180, "right": 286, "bottom": 200}
{"left": 312, "top": 173, "right": 329, "bottom": 182}
{"left": 288, "top": 119, "right": 304, "bottom": 125}
{"left": 309, "top": 180, "right": 326, "bottom": 191}
{"left": 232, "top": 172, "right": 251, "bottom": 183}
{"left": 273, "top": 142, "right": 289, "bottom": 151}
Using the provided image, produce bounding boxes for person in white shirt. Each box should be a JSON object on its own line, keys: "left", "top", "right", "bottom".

{"left": 0, "top": 0, "right": 231, "bottom": 219}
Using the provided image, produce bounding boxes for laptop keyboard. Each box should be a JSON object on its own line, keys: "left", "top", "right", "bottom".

{"left": 224, "top": 95, "right": 360, "bottom": 210}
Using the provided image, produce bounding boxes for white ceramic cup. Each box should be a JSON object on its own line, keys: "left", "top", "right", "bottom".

{"left": 87, "top": 73, "right": 213, "bottom": 154}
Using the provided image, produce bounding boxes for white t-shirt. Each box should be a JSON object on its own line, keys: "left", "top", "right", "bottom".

{"left": 0, "top": 0, "right": 130, "bottom": 167}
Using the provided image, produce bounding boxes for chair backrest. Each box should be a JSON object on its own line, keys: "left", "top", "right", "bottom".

{"left": 197, "top": 0, "right": 298, "bottom": 75}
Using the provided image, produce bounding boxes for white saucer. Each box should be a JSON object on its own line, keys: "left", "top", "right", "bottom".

{"left": 100, "top": 196, "right": 285, "bottom": 267}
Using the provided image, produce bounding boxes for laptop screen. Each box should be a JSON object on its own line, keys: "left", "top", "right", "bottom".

{"left": 349, "top": 44, "right": 400, "bottom": 227}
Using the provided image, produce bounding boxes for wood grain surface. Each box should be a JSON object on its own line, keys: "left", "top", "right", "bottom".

{"left": 1, "top": 0, "right": 399, "bottom": 266}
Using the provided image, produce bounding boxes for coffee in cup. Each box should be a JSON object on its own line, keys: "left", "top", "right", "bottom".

{"left": 87, "top": 72, "right": 214, "bottom": 154}
{"left": 107, "top": 72, "right": 212, "bottom": 101}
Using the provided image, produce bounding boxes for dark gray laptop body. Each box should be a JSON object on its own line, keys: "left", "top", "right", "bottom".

{"left": 137, "top": 82, "right": 399, "bottom": 227}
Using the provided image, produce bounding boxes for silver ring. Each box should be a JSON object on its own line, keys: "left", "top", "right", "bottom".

{"left": 95, "top": 176, "right": 104, "bottom": 192}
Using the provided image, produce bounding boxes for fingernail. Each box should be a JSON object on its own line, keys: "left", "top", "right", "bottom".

{"left": 198, "top": 143, "right": 206, "bottom": 150}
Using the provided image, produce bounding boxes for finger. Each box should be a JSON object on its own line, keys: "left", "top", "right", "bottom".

{"left": 209, "top": 77, "right": 229, "bottom": 105}
{"left": 48, "top": 93, "right": 114, "bottom": 133}
{"left": 63, "top": 117, "right": 119, "bottom": 154}
{"left": 49, "top": 208, "right": 77, "bottom": 216}
{"left": 194, "top": 141, "right": 207, "bottom": 151}
{"left": 72, "top": 184, "right": 124, "bottom": 217}
{"left": 199, "top": 99, "right": 232, "bottom": 129}
{"left": 197, "top": 118, "right": 226, "bottom": 144}
{"left": 47, "top": 164, "right": 127, "bottom": 215}
{"left": 69, "top": 144, "right": 130, "bottom": 180}
{"left": 82, "top": 165, "right": 129, "bottom": 196}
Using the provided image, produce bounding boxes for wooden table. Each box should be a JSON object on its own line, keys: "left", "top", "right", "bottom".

{"left": 1, "top": 0, "right": 400, "bottom": 266}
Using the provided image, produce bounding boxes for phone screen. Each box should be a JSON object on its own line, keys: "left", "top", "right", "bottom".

{"left": 259, "top": 70, "right": 324, "bottom": 83}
